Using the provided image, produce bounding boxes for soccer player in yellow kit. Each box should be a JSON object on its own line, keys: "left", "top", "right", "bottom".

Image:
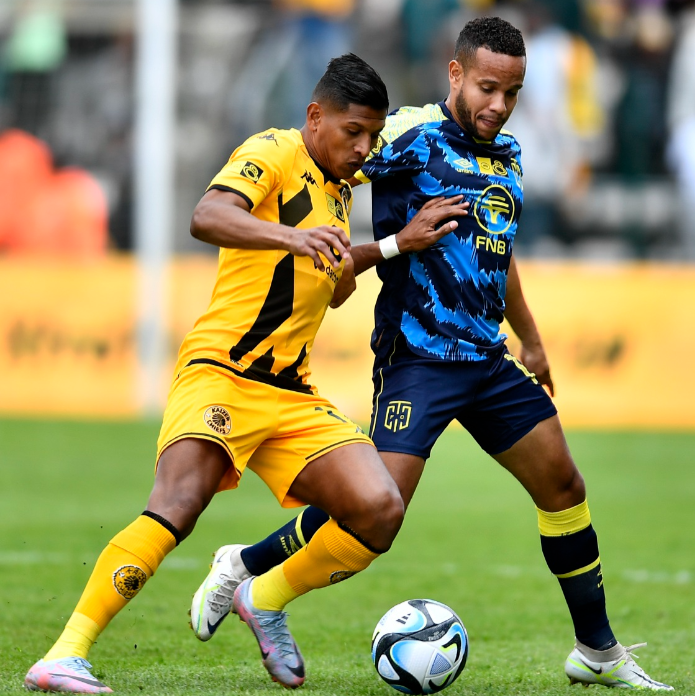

{"left": 24, "top": 54, "right": 467, "bottom": 693}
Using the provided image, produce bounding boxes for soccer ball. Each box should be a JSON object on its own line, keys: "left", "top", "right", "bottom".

{"left": 371, "top": 599, "right": 468, "bottom": 694}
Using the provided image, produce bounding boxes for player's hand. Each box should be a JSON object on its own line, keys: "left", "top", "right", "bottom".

{"left": 520, "top": 342, "right": 555, "bottom": 397}
{"left": 287, "top": 225, "right": 351, "bottom": 271}
{"left": 395, "top": 196, "right": 469, "bottom": 254}
{"left": 330, "top": 254, "right": 356, "bottom": 309}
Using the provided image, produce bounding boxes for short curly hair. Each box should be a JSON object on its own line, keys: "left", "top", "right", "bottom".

{"left": 454, "top": 17, "right": 526, "bottom": 67}
{"left": 312, "top": 53, "right": 389, "bottom": 112}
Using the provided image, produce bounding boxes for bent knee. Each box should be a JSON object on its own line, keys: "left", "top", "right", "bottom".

{"left": 342, "top": 486, "right": 404, "bottom": 551}
{"left": 543, "top": 460, "right": 586, "bottom": 511}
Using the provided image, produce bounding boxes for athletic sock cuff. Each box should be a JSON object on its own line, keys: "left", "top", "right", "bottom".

{"left": 109, "top": 514, "right": 177, "bottom": 575}
{"left": 331, "top": 521, "right": 381, "bottom": 567}
{"left": 537, "top": 499, "right": 591, "bottom": 537}
{"left": 142, "top": 510, "right": 182, "bottom": 545}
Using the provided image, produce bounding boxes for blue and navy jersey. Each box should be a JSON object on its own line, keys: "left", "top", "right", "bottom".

{"left": 357, "top": 101, "right": 524, "bottom": 363}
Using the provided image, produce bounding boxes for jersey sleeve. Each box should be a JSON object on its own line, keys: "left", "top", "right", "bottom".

{"left": 207, "top": 130, "right": 289, "bottom": 210}
{"left": 356, "top": 110, "right": 431, "bottom": 184}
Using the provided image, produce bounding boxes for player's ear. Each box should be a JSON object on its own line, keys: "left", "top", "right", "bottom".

{"left": 306, "top": 102, "right": 322, "bottom": 132}
{"left": 449, "top": 59, "right": 463, "bottom": 85}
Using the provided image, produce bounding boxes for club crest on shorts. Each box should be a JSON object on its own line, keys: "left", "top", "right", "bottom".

{"left": 329, "top": 570, "right": 356, "bottom": 584}
{"left": 204, "top": 405, "right": 232, "bottom": 435}
{"left": 113, "top": 565, "right": 147, "bottom": 599}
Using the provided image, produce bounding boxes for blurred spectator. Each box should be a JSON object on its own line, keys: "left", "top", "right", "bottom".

{"left": 507, "top": 4, "right": 605, "bottom": 250}
{"left": 610, "top": 2, "right": 673, "bottom": 180}
{"left": 231, "top": 0, "right": 356, "bottom": 141}
{"left": 666, "top": 3, "right": 695, "bottom": 258}
{"left": 2, "top": 0, "right": 66, "bottom": 139}
{"left": 399, "top": 0, "right": 459, "bottom": 105}
{"left": 0, "top": 129, "right": 108, "bottom": 256}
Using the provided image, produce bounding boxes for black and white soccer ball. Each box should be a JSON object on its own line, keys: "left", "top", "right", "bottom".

{"left": 371, "top": 599, "right": 468, "bottom": 694}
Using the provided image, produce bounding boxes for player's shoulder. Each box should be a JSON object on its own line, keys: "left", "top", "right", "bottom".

{"left": 496, "top": 128, "right": 522, "bottom": 155}
{"left": 241, "top": 127, "right": 301, "bottom": 153}
{"left": 380, "top": 102, "right": 447, "bottom": 146}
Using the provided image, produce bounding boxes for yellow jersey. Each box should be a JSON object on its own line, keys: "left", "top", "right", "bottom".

{"left": 176, "top": 128, "right": 353, "bottom": 394}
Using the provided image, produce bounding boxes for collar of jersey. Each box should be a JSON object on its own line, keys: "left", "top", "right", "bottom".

{"left": 438, "top": 100, "right": 494, "bottom": 145}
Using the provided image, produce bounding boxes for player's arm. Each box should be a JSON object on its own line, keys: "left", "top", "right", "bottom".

{"left": 329, "top": 196, "right": 469, "bottom": 308}
{"left": 504, "top": 254, "right": 554, "bottom": 395}
{"left": 191, "top": 189, "right": 349, "bottom": 271}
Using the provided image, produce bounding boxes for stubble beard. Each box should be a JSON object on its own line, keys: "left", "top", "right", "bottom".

{"left": 454, "top": 89, "right": 504, "bottom": 140}
{"left": 454, "top": 90, "right": 482, "bottom": 139}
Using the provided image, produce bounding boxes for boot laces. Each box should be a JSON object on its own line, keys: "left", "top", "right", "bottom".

{"left": 258, "top": 611, "right": 296, "bottom": 660}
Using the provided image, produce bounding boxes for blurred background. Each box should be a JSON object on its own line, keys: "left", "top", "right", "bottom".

{"left": 0, "top": 0, "right": 694, "bottom": 427}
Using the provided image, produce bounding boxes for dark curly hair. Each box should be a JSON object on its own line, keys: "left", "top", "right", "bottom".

{"left": 312, "top": 53, "right": 389, "bottom": 112}
{"left": 454, "top": 17, "right": 526, "bottom": 67}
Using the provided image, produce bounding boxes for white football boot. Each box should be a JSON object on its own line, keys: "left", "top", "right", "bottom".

{"left": 565, "top": 640, "right": 673, "bottom": 690}
{"left": 190, "top": 544, "right": 251, "bottom": 641}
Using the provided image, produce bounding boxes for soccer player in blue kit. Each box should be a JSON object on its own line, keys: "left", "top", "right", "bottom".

{"left": 191, "top": 18, "right": 672, "bottom": 690}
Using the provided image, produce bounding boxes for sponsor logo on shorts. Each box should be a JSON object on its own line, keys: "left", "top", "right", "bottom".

{"left": 384, "top": 400, "right": 412, "bottom": 432}
{"left": 329, "top": 570, "right": 356, "bottom": 584}
{"left": 204, "top": 405, "right": 232, "bottom": 435}
{"left": 241, "top": 161, "right": 263, "bottom": 183}
{"left": 113, "top": 565, "right": 147, "bottom": 599}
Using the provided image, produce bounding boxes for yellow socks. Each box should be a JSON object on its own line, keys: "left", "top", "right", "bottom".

{"left": 536, "top": 499, "right": 592, "bottom": 537}
{"left": 44, "top": 513, "right": 178, "bottom": 660}
{"left": 252, "top": 519, "right": 379, "bottom": 611}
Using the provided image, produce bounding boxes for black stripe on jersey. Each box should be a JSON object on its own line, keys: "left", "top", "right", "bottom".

{"left": 278, "top": 184, "right": 313, "bottom": 227}
{"left": 187, "top": 357, "right": 312, "bottom": 394}
{"left": 229, "top": 252, "right": 295, "bottom": 364}
{"left": 278, "top": 342, "right": 307, "bottom": 382}
{"left": 207, "top": 184, "right": 254, "bottom": 210}
{"left": 249, "top": 346, "right": 275, "bottom": 373}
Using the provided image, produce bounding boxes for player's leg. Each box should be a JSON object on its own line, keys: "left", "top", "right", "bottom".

{"left": 466, "top": 348, "right": 672, "bottom": 690}
{"left": 493, "top": 416, "right": 672, "bottom": 690}
{"left": 234, "top": 442, "right": 404, "bottom": 687}
{"left": 492, "top": 415, "right": 613, "bottom": 648}
{"left": 240, "top": 451, "right": 423, "bottom": 573}
{"left": 191, "top": 450, "right": 425, "bottom": 644}
{"left": 25, "top": 438, "right": 231, "bottom": 694}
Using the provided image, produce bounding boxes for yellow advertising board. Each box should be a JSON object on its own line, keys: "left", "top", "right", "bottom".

{"left": 1, "top": 257, "right": 694, "bottom": 429}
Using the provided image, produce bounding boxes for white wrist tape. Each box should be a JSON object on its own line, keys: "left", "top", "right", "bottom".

{"left": 379, "top": 234, "right": 401, "bottom": 260}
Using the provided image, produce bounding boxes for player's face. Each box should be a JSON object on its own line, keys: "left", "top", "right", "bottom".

{"left": 307, "top": 102, "right": 387, "bottom": 180}
{"left": 448, "top": 47, "right": 525, "bottom": 141}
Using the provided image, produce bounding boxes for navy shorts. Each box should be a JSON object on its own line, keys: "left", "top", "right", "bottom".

{"left": 369, "top": 342, "right": 557, "bottom": 458}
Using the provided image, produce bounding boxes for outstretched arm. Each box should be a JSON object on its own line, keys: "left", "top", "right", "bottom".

{"left": 504, "top": 255, "right": 554, "bottom": 396}
{"left": 330, "top": 196, "right": 469, "bottom": 308}
{"left": 191, "top": 188, "right": 350, "bottom": 272}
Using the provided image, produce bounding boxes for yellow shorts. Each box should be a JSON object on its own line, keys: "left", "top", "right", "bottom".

{"left": 156, "top": 362, "right": 374, "bottom": 507}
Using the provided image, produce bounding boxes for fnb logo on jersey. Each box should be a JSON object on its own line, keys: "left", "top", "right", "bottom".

{"left": 473, "top": 184, "right": 515, "bottom": 235}
{"left": 384, "top": 400, "right": 412, "bottom": 432}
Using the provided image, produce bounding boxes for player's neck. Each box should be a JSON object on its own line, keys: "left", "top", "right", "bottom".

{"left": 300, "top": 126, "right": 324, "bottom": 169}
{"left": 300, "top": 126, "right": 341, "bottom": 183}
{"left": 444, "top": 95, "right": 468, "bottom": 133}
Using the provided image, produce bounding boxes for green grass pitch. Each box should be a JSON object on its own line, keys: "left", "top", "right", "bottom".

{"left": 1, "top": 418, "right": 693, "bottom": 695}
